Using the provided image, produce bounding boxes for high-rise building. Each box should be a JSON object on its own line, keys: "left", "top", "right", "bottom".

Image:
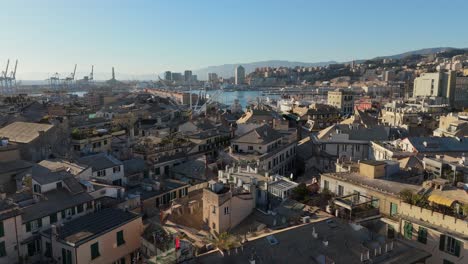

{"left": 235, "top": 65, "right": 245, "bottom": 85}
{"left": 164, "top": 71, "right": 172, "bottom": 81}
{"left": 208, "top": 73, "right": 218, "bottom": 82}
{"left": 184, "top": 70, "right": 192, "bottom": 82}
{"left": 413, "top": 71, "right": 456, "bottom": 106}
{"left": 171, "top": 72, "right": 183, "bottom": 82}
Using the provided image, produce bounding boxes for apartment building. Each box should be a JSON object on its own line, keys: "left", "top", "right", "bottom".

{"left": 202, "top": 181, "right": 255, "bottom": 234}
{"left": 327, "top": 88, "right": 354, "bottom": 116}
{"left": 78, "top": 153, "right": 125, "bottom": 186}
{"left": 42, "top": 208, "right": 142, "bottom": 264}
{"left": 229, "top": 124, "right": 296, "bottom": 176}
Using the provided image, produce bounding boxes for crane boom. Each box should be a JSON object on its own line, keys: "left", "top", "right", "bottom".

{"left": 72, "top": 64, "right": 77, "bottom": 80}
{"left": 3, "top": 59, "right": 9, "bottom": 78}
{"left": 12, "top": 60, "right": 18, "bottom": 79}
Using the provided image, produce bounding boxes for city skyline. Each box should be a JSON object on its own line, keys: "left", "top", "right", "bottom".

{"left": 2, "top": 0, "right": 468, "bottom": 79}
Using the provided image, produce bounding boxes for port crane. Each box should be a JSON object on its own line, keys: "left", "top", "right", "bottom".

{"left": 63, "top": 64, "right": 77, "bottom": 89}
{"left": 0, "top": 59, "right": 18, "bottom": 94}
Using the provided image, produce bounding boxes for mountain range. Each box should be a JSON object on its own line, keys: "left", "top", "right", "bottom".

{"left": 192, "top": 47, "right": 468, "bottom": 79}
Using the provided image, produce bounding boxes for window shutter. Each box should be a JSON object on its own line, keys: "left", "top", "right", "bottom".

{"left": 26, "top": 222, "right": 31, "bottom": 232}
{"left": 0, "top": 221, "right": 4, "bottom": 237}
{"left": 454, "top": 240, "right": 461, "bottom": 257}
{"left": 439, "top": 235, "right": 446, "bottom": 251}
{"left": 38, "top": 218, "right": 42, "bottom": 228}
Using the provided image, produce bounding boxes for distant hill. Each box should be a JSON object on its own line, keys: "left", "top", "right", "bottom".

{"left": 193, "top": 60, "right": 336, "bottom": 80}
{"left": 372, "top": 47, "right": 468, "bottom": 60}
{"left": 193, "top": 47, "right": 468, "bottom": 80}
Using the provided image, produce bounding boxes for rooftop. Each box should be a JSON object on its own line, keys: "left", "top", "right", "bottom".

{"left": 321, "top": 172, "right": 420, "bottom": 197}
{"left": 21, "top": 188, "right": 94, "bottom": 223}
{"left": 232, "top": 124, "right": 282, "bottom": 145}
{"left": 44, "top": 208, "right": 140, "bottom": 246}
{"left": 198, "top": 218, "right": 431, "bottom": 264}
{"left": 78, "top": 153, "right": 122, "bottom": 171}
{"left": 0, "top": 121, "right": 54, "bottom": 143}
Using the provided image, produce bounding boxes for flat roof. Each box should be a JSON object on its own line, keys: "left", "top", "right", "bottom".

{"left": 197, "top": 218, "right": 431, "bottom": 264}
{"left": 321, "top": 172, "right": 420, "bottom": 196}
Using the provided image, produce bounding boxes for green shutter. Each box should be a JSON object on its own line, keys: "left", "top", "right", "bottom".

{"left": 26, "top": 222, "right": 31, "bottom": 232}
{"left": 91, "top": 242, "right": 100, "bottom": 259}
{"left": 454, "top": 239, "right": 461, "bottom": 257}
{"left": 418, "top": 227, "right": 427, "bottom": 244}
{"left": 0, "top": 221, "right": 4, "bottom": 237}
{"left": 0, "top": 241, "right": 6, "bottom": 257}
{"left": 439, "top": 234, "right": 446, "bottom": 251}
{"left": 117, "top": 230, "right": 125, "bottom": 246}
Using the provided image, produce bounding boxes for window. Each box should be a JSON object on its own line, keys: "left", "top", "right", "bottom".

{"left": 62, "top": 248, "right": 72, "bottom": 264}
{"left": 117, "top": 230, "right": 125, "bottom": 246}
{"left": 113, "top": 166, "right": 121, "bottom": 173}
{"left": 403, "top": 221, "right": 412, "bottom": 240}
{"left": 97, "top": 170, "right": 106, "bottom": 177}
{"left": 371, "top": 197, "right": 379, "bottom": 208}
{"left": 323, "top": 180, "right": 329, "bottom": 190}
{"left": 0, "top": 241, "right": 5, "bottom": 257}
{"left": 390, "top": 203, "right": 398, "bottom": 216}
{"left": 224, "top": 207, "right": 230, "bottom": 215}
{"left": 50, "top": 213, "right": 58, "bottom": 224}
{"left": 248, "top": 146, "right": 253, "bottom": 151}
{"left": 26, "top": 218, "right": 42, "bottom": 232}
{"left": 337, "top": 185, "right": 344, "bottom": 196}
{"left": 417, "top": 227, "right": 427, "bottom": 244}
{"left": 212, "top": 206, "right": 216, "bottom": 214}
{"left": 155, "top": 167, "right": 160, "bottom": 175}
{"left": 33, "top": 184, "right": 41, "bottom": 193}
{"left": 27, "top": 240, "right": 41, "bottom": 256}
{"left": 212, "top": 222, "right": 216, "bottom": 230}
{"left": 73, "top": 145, "right": 80, "bottom": 151}
{"left": 443, "top": 260, "right": 454, "bottom": 264}
{"left": 440, "top": 235, "right": 462, "bottom": 257}
{"left": 56, "top": 182, "right": 62, "bottom": 189}
{"left": 355, "top": 145, "right": 361, "bottom": 151}
{"left": 91, "top": 242, "right": 100, "bottom": 260}
{"left": 104, "top": 140, "right": 108, "bottom": 145}
{"left": 77, "top": 204, "right": 84, "bottom": 214}
{"left": 45, "top": 242, "right": 52, "bottom": 257}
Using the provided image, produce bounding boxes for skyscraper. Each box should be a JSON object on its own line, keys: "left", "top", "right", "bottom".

{"left": 184, "top": 70, "right": 193, "bottom": 82}
{"left": 235, "top": 65, "right": 245, "bottom": 85}
{"left": 164, "top": 71, "right": 172, "bottom": 81}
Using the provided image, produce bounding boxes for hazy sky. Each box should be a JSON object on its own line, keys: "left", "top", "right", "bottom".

{"left": 1, "top": 0, "right": 468, "bottom": 79}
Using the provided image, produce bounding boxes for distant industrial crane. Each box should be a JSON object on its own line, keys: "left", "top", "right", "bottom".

{"left": 63, "top": 64, "right": 77, "bottom": 89}
{"left": 47, "top": 72, "right": 61, "bottom": 91}
{"left": 1, "top": 59, "right": 18, "bottom": 94}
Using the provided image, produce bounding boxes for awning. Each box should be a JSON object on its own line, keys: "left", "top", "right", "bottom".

{"left": 428, "top": 194, "right": 456, "bottom": 207}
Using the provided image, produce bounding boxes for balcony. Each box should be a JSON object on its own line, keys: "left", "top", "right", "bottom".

{"left": 334, "top": 193, "right": 381, "bottom": 223}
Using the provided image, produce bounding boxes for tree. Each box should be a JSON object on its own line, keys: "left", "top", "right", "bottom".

{"left": 291, "top": 183, "right": 309, "bottom": 202}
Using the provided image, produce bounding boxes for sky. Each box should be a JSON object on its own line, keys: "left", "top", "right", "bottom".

{"left": 1, "top": 0, "right": 468, "bottom": 80}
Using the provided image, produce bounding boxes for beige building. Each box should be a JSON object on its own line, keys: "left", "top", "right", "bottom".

{"left": 327, "top": 88, "right": 354, "bottom": 116}
{"left": 42, "top": 208, "right": 142, "bottom": 264}
{"left": 202, "top": 181, "right": 255, "bottom": 234}
{"left": 0, "top": 202, "right": 22, "bottom": 264}
{"left": 433, "top": 113, "right": 468, "bottom": 138}
{"left": 229, "top": 124, "right": 296, "bottom": 176}
{"left": 398, "top": 180, "right": 468, "bottom": 264}
{"left": 413, "top": 71, "right": 456, "bottom": 106}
